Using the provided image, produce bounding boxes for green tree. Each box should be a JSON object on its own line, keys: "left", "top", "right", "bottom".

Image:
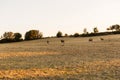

{"left": 25, "top": 30, "right": 43, "bottom": 40}
{"left": 56, "top": 31, "right": 62, "bottom": 37}
{"left": 14, "top": 33, "right": 22, "bottom": 41}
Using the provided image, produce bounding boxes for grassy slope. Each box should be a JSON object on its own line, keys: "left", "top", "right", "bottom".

{"left": 0, "top": 35, "right": 120, "bottom": 80}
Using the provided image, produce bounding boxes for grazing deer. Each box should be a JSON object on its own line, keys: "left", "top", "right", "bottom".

{"left": 47, "top": 40, "right": 49, "bottom": 44}
{"left": 89, "top": 38, "right": 93, "bottom": 42}
{"left": 61, "top": 40, "right": 65, "bottom": 46}
{"left": 100, "top": 38, "right": 104, "bottom": 41}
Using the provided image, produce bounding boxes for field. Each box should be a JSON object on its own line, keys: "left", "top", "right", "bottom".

{"left": 0, "top": 35, "right": 120, "bottom": 80}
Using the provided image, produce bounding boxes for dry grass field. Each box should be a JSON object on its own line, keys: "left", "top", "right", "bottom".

{"left": 0, "top": 35, "right": 120, "bottom": 80}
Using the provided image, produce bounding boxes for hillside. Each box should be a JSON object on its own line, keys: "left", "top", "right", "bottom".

{"left": 0, "top": 35, "right": 119, "bottom": 80}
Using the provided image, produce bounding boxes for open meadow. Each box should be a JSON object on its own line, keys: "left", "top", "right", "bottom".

{"left": 0, "top": 35, "right": 120, "bottom": 80}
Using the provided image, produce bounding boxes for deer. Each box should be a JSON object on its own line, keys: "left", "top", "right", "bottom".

{"left": 47, "top": 40, "right": 49, "bottom": 44}
{"left": 61, "top": 40, "right": 65, "bottom": 46}
{"left": 100, "top": 38, "right": 104, "bottom": 41}
{"left": 89, "top": 38, "right": 93, "bottom": 42}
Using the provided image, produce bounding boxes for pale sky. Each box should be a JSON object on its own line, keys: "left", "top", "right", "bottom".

{"left": 0, "top": 0, "right": 120, "bottom": 37}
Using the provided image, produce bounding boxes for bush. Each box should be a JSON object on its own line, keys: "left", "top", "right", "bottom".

{"left": 25, "top": 30, "right": 43, "bottom": 40}
{"left": 56, "top": 31, "right": 62, "bottom": 38}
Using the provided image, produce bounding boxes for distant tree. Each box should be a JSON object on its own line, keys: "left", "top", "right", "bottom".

{"left": 111, "top": 24, "right": 120, "bottom": 31}
{"left": 64, "top": 33, "right": 68, "bottom": 37}
{"left": 115, "top": 25, "right": 120, "bottom": 31}
{"left": 56, "top": 31, "right": 62, "bottom": 37}
{"left": 93, "top": 27, "right": 99, "bottom": 33}
{"left": 107, "top": 24, "right": 120, "bottom": 32}
{"left": 14, "top": 33, "right": 22, "bottom": 41}
{"left": 74, "top": 33, "right": 80, "bottom": 37}
{"left": 0, "top": 32, "right": 23, "bottom": 43}
{"left": 25, "top": 30, "right": 43, "bottom": 40}
{"left": 3, "top": 32, "right": 14, "bottom": 40}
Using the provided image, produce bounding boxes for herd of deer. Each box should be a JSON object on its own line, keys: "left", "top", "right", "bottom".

{"left": 46, "top": 37, "right": 104, "bottom": 46}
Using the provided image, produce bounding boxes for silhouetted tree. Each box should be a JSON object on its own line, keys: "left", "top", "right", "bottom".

{"left": 25, "top": 30, "right": 43, "bottom": 40}
{"left": 56, "top": 31, "right": 62, "bottom": 37}
{"left": 111, "top": 24, "right": 120, "bottom": 31}
{"left": 14, "top": 33, "right": 22, "bottom": 41}
{"left": 107, "top": 24, "right": 120, "bottom": 32}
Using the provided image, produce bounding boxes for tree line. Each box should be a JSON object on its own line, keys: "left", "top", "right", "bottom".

{"left": 0, "top": 24, "right": 120, "bottom": 43}
{"left": 0, "top": 30, "right": 43, "bottom": 43}
{"left": 57, "top": 24, "right": 120, "bottom": 37}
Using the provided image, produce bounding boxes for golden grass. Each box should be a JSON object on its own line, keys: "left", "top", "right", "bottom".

{"left": 0, "top": 52, "right": 58, "bottom": 59}
{"left": 0, "top": 58, "right": 119, "bottom": 79}
{"left": 0, "top": 35, "right": 120, "bottom": 79}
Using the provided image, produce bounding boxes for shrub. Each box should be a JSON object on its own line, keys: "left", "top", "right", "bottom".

{"left": 25, "top": 30, "right": 43, "bottom": 40}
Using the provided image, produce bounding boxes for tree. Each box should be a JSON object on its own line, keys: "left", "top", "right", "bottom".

{"left": 115, "top": 24, "right": 120, "bottom": 31}
{"left": 107, "top": 24, "right": 120, "bottom": 32}
{"left": 74, "top": 33, "right": 79, "bottom": 37}
{"left": 93, "top": 27, "right": 99, "bottom": 33}
{"left": 111, "top": 24, "right": 120, "bottom": 31}
{"left": 14, "top": 33, "right": 22, "bottom": 41}
{"left": 3, "top": 32, "right": 14, "bottom": 40}
{"left": 0, "top": 32, "right": 23, "bottom": 43}
{"left": 56, "top": 31, "right": 62, "bottom": 37}
{"left": 64, "top": 33, "right": 68, "bottom": 37}
{"left": 25, "top": 30, "right": 43, "bottom": 40}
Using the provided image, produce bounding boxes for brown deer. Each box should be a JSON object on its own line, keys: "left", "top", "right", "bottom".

{"left": 61, "top": 40, "right": 65, "bottom": 46}
{"left": 89, "top": 38, "right": 93, "bottom": 42}
{"left": 100, "top": 38, "right": 104, "bottom": 41}
{"left": 47, "top": 40, "right": 49, "bottom": 44}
